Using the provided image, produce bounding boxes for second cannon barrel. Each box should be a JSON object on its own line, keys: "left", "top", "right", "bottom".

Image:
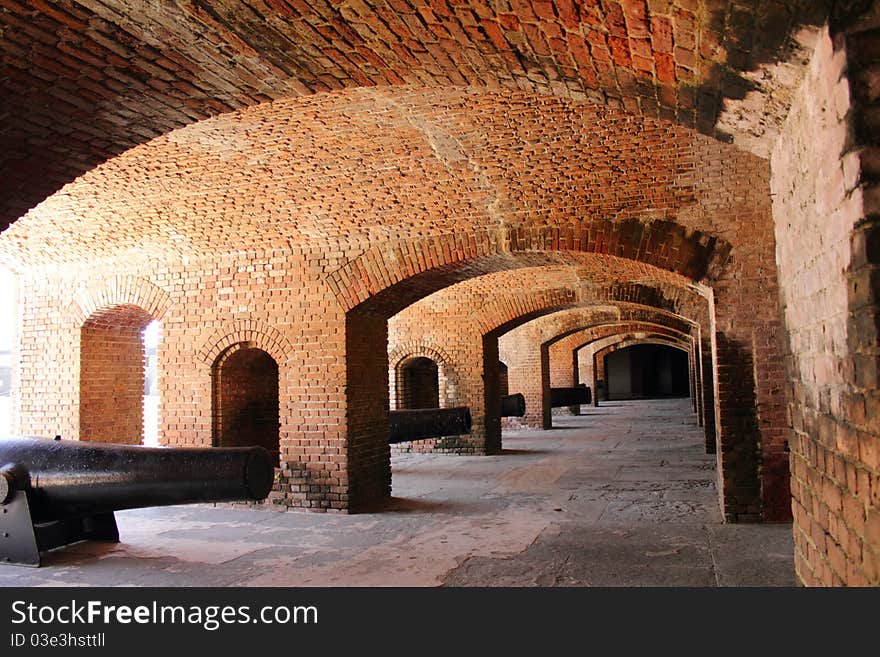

{"left": 500, "top": 393, "right": 526, "bottom": 417}
{"left": 388, "top": 407, "right": 472, "bottom": 444}
{"left": 549, "top": 385, "right": 592, "bottom": 408}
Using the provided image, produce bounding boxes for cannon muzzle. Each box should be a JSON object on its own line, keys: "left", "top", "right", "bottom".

{"left": 500, "top": 393, "right": 526, "bottom": 417}
{"left": 550, "top": 385, "right": 592, "bottom": 408}
{"left": 0, "top": 437, "right": 274, "bottom": 567}
{"left": 389, "top": 407, "right": 472, "bottom": 444}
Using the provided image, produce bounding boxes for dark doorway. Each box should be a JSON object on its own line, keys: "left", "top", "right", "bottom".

{"left": 213, "top": 346, "right": 280, "bottom": 462}
{"left": 397, "top": 356, "right": 440, "bottom": 409}
{"left": 605, "top": 344, "right": 689, "bottom": 400}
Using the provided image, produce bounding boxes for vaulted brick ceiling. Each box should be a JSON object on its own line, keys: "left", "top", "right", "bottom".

{"left": 0, "top": 0, "right": 831, "bottom": 230}
{"left": 0, "top": 87, "right": 757, "bottom": 266}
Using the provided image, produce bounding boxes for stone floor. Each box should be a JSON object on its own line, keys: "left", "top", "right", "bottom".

{"left": 0, "top": 398, "right": 796, "bottom": 587}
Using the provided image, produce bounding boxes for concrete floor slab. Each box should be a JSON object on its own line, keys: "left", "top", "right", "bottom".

{"left": 0, "top": 399, "right": 796, "bottom": 587}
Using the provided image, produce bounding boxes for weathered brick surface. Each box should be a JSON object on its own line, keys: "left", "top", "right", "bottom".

{"left": 772, "top": 21, "right": 880, "bottom": 585}
{"left": 0, "top": 1, "right": 829, "bottom": 227}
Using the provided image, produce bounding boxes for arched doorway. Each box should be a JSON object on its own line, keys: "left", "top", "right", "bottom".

{"left": 396, "top": 356, "right": 440, "bottom": 410}
{"left": 80, "top": 304, "right": 157, "bottom": 444}
{"left": 212, "top": 345, "right": 280, "bottom": 462}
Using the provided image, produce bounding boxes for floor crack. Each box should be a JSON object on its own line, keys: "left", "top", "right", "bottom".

{"left": 704, "top": 525, "right": 721, "bottom": 587}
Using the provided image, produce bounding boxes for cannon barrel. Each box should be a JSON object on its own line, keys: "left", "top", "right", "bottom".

{"left": 500, "top": 393, "right": 526, "bottom": 417}
{"left": 389, "top": 407, "right": 472, "bottom": 444}
{"left": 0, "top": 437, "right": 274, "bottom": 566}
{"left": 0, "top": 438, "right": 274, "bottom": 520}
{"left": 550, "top": 385, "right": 592, "bottom": 408}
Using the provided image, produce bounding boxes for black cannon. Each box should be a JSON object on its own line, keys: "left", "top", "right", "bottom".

{"left": 500, "top": 393, "right": 526, "bottom": 417}
{"left": 550, "top": 385, "right": 592, "bottom": 408}
{"left": 0, "top": 437, "right": 274, "bottom": 567}
{"left": 389, "top": 407, "right": 472, "bottom": 444}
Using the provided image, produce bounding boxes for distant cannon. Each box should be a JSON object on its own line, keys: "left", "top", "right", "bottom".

{"left": 550, "top": 385, "right": 592, "bottom": 408}
{"left": 388, "top": 407, "right": 472, "bottom": 444}
{"left": 500, "top": 393, "right": 526, "bottom": 417}
{"left": 0, "top": 437, "right": 274, "bottom": 567}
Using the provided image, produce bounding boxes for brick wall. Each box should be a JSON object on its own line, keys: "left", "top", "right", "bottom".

{"left": 772, "top": 19, "right": 880, "bottom": 585}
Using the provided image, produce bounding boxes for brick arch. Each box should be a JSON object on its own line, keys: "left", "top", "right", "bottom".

{"left": 550, "top": 323, "right": 697, "bottom": 392}
{"left": 550, "top": 322, "right": 696, "bottom": 387}
{"left": 565, "top": 322, "right": 694, "bottom": 354}
{"left": 67, "top": 275, "right": 172, "bottom": 327}
{"left": 388, "top": 344, "right": 454, "bottom": 372}
{"left": 211, "top": 343, "right": 281, "bottom": 464}
{"left": 499, "top": 302, "right": 696, "bottom": 347}
{"left": 387, "top": 343, "right": 465, "bottom": 411}
{"left": 597, "top": 336, "right": 691, "bottom": 357}
{"left": 547, "top": 322, "right": 695, "bottom": 390}
{"left": 579, "top": 328, "right": 706, "bottom": 429}
{"left": 197, "top": 321, "right": 294, "bottom": 367}
{"left": 472, "top": 281, "right": 705, "bottom": 338}
{"left": 333, "top": 225, "right": 731, "bottom": 315}
{"left": 0, "top": 1, "right": 835, "bottom": 230}
{"left": 590, "top": 334, "right": 693, "bottom": 367}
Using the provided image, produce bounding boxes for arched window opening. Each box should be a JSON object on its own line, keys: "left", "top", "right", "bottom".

{"left": 213, "top": 346, "right": 280, "bottom": 463}
{"left": 80, "top": 304, "right": 156, "bottom": 444}
{"left": 397, "top": 356, "right": 440, "bottom": 410}
{"left": 498, "top": 361, "right": 509, "bottom": 397}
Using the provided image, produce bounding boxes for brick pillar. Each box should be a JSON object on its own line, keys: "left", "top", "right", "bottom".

{"left": 540, "top": 343, "right": 551, "bottom": 429}
{"left": 547, "top": 337, "right": 578, "bottom": 415}
{"left": 502, "top": 339, "right": 544, "bottom": 429}
{"left": 482, "top": 336, "right": 502, "bottom": 454}
{"left": 575, "top": 345, "right": 598, "bottom": 406}
{"left": 699, "top": 334, "right": 717, "bottom": 451}
{"left": 712, "top": 275, "right": 791, "bottom": 523}
{"left": 595, "top": 351, "right": 607, "bottom": 402}
{"left": 346, "top": 311, "right": 391, "bottom": 509}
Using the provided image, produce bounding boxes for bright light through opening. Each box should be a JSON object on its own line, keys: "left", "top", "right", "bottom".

{"left": 0, "top": 266, "right": 14, "bottom": 438}
{"left": 142, "top": 319, "right": 160, "bottom": 446}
